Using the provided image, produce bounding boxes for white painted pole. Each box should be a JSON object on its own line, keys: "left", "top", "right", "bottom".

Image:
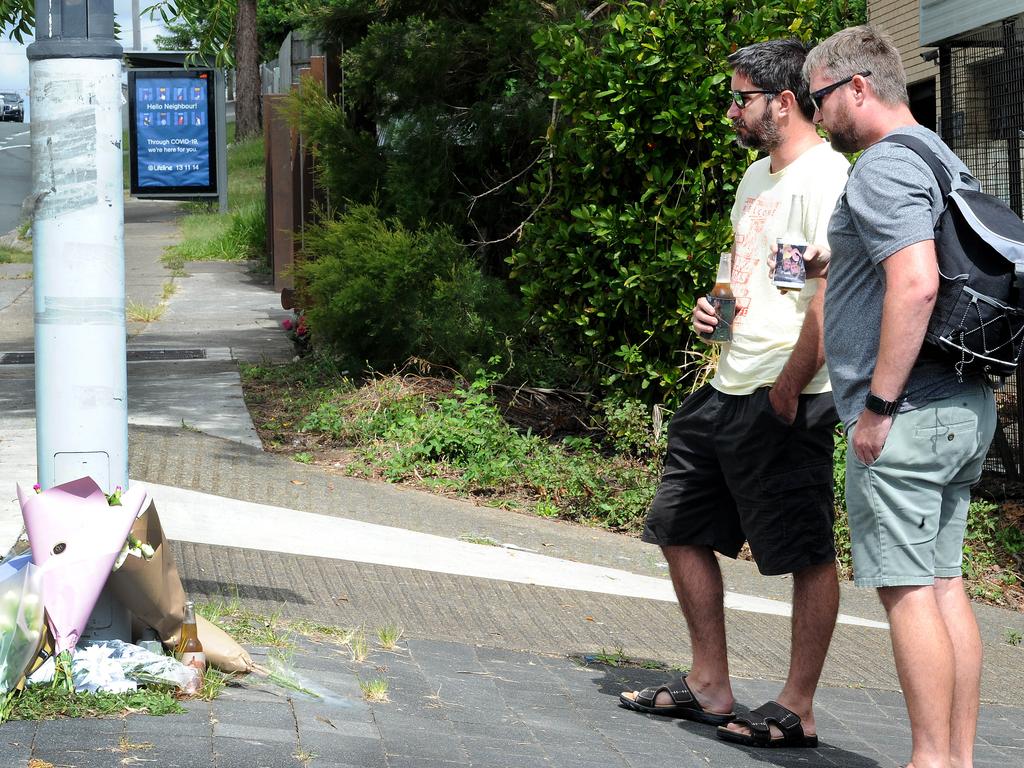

{"left": 30, "top": 58, "right": 127, "bottom": 494}
{"left": 28, "top": 0, "right": 130, "bottom": 642}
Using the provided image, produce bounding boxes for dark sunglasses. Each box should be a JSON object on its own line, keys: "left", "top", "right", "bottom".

{"left": 730, "top": 89, "right": 777, "bottom": 108}
{"left": 810, "top": 70, "right": 871, "bottom": 111}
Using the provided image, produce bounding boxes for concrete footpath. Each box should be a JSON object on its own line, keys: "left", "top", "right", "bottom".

{"left": 0, "top": 199, "right": 1022, "bottom": 767}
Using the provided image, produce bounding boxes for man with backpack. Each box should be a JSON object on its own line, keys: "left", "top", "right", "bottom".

{"left": 805, "top": 26, "right": 997, "bottom": 768}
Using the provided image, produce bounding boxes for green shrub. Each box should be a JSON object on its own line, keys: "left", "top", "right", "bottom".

{"left": 297, "top": 205, "right": 522, "bottom": 374}
{"left": 320, "top": 369, "right": 661, "bottom": 531}
{"left": 512, "top": 0, "right": 865, "bottom": 400}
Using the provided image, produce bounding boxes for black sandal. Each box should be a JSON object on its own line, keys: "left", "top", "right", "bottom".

{"left": 716, "top": 701, "right": 818, "bottom": 748}
{"left": 618, "top": 676, "right": 734, "bottom": 725}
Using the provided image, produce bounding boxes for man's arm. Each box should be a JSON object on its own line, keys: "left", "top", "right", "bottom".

{"left": 769, "top": 280, "right": 827, "bottom": 423}
{"left": 851, "top": 240, "right": 938, "bottom": 464}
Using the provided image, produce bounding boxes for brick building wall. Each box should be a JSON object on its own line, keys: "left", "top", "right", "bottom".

{"left": 869, "top": 0, "right": 935, "bottom": 85}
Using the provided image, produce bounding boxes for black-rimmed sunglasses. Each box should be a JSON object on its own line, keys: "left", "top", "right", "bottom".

{"left": 810, "top": 70, "right": 871, "bottom": 111}
{"left": 730, "top": 89, "right": 777, "bottom": 108}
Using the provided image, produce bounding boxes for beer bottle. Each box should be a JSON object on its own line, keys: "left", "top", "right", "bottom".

{"left": 176, "top": 600, "right": 207, "bottom": 685}
{"left": 774, "top": 194, "right": 808, "bottom": 292}
{"left": 703, "top": 252, "right": 735, "bottom": 342}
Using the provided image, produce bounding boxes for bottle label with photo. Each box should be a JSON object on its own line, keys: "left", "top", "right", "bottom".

{"left": 180, "top": 651, "right": 207, "bottom": 671}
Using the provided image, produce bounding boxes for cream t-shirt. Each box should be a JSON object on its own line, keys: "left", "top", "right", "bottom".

{"left": 711, "top": 141, "right": 849, "bottom": 396}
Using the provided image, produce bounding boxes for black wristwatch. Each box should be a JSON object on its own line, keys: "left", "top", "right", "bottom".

{"left": 865, "top": 392, "right": 902, "bottom": 417}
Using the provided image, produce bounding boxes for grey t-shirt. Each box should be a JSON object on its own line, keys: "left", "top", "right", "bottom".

{"left": 824, "top": 124, "right": 983, "bottom": 427}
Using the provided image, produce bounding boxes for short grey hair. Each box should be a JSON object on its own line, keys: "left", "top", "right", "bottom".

{"left": 803, "top": 25, "right": 908, "bottom": 107}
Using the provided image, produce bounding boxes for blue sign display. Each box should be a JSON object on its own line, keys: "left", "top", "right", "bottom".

{"left": 130, "top": 71, "right": 216, "bottom": 194}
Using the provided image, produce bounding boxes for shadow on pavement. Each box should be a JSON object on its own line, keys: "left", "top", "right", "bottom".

{"left": 587, "top": 663, "right": 885, "bottom": 768}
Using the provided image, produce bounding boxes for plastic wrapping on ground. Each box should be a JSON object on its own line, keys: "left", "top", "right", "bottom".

{"left": 27, "top": 639, "right": 200, "bottom": 693}
{"left": 0, "top": 554, "right": 45, "bottom": 693}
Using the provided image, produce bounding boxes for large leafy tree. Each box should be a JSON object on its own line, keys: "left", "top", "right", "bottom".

{"left": 512, "top": 0, "right": 866, "bottom": 399}
{"left": 291, "top": 0, "right": 591, "bottom": 272}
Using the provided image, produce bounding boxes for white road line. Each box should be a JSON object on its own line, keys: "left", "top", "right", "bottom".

{"left": 143, "top": 481, "right": 889, "bottom": 630}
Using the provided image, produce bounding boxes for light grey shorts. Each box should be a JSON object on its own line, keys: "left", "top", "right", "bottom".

{"left": 845, "top": 382, "right": 996, "bottom": 588}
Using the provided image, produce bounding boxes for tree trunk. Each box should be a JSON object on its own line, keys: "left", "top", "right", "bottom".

{"left": 234, "top": 0, "right": 261, "bottom": 140}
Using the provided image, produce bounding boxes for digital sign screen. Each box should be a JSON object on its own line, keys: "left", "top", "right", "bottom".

{"left": 129, "top": 69, "right": 217, "bottom": 195}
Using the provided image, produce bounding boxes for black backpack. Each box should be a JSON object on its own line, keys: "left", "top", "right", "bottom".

{"left": 881, "top": 134, "right": 1024, "bottom": 379}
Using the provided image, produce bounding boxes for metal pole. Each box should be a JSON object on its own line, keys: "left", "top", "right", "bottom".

{"left": 132, "top": 0, "right": 142, "bottom": 51}
{"left": 28, "top": 0, "right": 130, "bottom": 641}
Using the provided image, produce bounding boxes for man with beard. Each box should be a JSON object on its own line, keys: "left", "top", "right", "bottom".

{"left": 805, "top": 26, "right": 996, "bottom": 768}
{"left": 618, "top": 39, "right": 849, "bottom": 748}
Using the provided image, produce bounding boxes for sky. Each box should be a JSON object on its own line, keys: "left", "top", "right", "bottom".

{"left": 0, "top": 0, "right": 169, "bottom": 94}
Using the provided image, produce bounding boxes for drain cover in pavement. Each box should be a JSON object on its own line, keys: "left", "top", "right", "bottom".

{"left": 1, "top": 349, "right": 207, "bottom": 365}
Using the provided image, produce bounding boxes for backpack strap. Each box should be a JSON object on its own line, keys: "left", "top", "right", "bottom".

{"left": 878, "top": 133, "right": 952, "bottom": 199}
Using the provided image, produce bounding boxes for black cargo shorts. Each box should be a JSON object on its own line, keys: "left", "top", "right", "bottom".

{"left": 642, "top": 384, "right": 838, "bottom": 576}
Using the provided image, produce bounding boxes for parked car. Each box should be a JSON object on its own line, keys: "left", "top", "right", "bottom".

{"left": 0, "top": 92, "right": 24, "bottom": 122}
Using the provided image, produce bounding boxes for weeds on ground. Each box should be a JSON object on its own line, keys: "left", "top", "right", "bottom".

{"left": 162, "top": 135, "right": 266, "bottom": 271}
{"left": 963, "top": 499, "right": 1024, "bottom": 605}
{"left": 0, "top": 246, "right": 31, "bottom": 264}
{"left": 293, "top": 365, "right": 663, "bottom": 532}
{"left": 348, "top": 629, "right": 369, "bottom": 662}
{"left": 197, "top": 594, "right": 293, "bottom": 649}
{"left": 575, "top": 648, "right": 675, "bottom": 670}
{"left": 2, "top": 686, "right": 184, "bottom": 721}
{"left": 1005, "top": 628, "right": 1023, "bottom": 646}
{"left": 376, "top": 624, "right": 404, "bottom": 650}
{"left": 126, "top": 299, "right": 165, "bottom": 323}
{"left": 197, "top": 667, "right": 234, "bottom": 701}
{"left": 358, "top": 677, "right": 389, "bottom": 702}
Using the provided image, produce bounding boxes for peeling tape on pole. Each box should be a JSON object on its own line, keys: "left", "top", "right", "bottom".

{"left": 35, "top": 297, "right": 124, "bottom": 325}
{"left": 31, "top": 112, "right": 100, "bottom": 219}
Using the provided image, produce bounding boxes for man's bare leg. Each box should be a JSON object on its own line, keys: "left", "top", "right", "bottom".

{"left": 724, "top": 560, "right": 839, "bottom": 739}
{"left": 622, "top": 545, "right": 734, "bottom": 715}
{"left": 878, "top": 585, "right": 956, "bottom": 768}
{"left": 934, "top": 576, "right": 981, "bottom": 768}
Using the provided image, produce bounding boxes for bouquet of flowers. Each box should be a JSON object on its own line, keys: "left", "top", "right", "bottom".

{"left": 17, "top": 477, "right": 151, "bottom": 654}
{"left": 0, "top": 553, "right": 45, "bottom": 693}
{"left": 281, "top": 310, "right": 310, "bottom": 354}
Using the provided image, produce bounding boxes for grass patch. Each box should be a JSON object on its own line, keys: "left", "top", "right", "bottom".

{"left": 162, "top": 131, "right": 266, "bottom": 272}
{"left": 348, "top": 629, "right": 369, "bottom": 662}
{"left": 575, "top": 648, "right": 677, "bottom": 670}
{"left": 0, "top": 246, "right": 31, "bottom": 264}
{"left": 458, "top": 534, "right": 499, "bottom": 547}
{"left": 197, "top": 594, "right": 293, "bottom": 649}
{"left": 376, "top": 624, "right": 403, "bottom": 650}
{"left": 126, "top": 299, "right": 165, "bottom": 323}
{"left": 2, "top": 685, "right": 184, "bottom": 722}
{"left": 358, "top": 677, "right": 389, "bottom": 703}
{"left": 197, "top": 667, "right": 234, "bottom": 701}
{"left": 242, "top": 360, "right": 661, "bottom": 533}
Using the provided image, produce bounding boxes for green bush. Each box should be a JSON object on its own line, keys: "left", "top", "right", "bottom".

{"left": 301, "top": 368, "right": 659, "bottom": 530}
{"left": 297, "top": 205, "right": 522, "bottom": 373}
{"left": 511, "top": 0, "right": 865, "bottom": 400}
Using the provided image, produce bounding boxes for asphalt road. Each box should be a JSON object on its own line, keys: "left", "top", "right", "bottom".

{"left": 0, "top": 120, "right": 31, "bottom": 235}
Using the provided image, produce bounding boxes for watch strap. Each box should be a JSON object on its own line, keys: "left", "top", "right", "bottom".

{"left": 865, "top": 392, "right": 902, "bottom": 417}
